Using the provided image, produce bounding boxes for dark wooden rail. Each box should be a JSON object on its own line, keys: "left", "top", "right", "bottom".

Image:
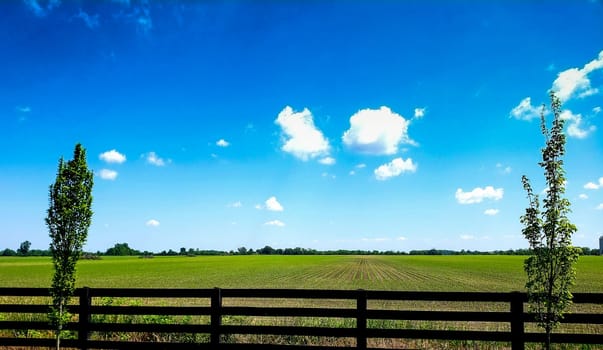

{"left": 0, "top": 287, "right": 602, "bottom": 349}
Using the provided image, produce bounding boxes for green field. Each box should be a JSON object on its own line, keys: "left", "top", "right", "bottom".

{"left": 1, "top": 255, "right": 602, "bottom": 349}
{"left": 1, "top": 255, "right": 602, "bottom": 291}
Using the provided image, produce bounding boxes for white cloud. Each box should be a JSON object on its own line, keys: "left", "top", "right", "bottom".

{"left": 275, "top": 106, "right": 330, "bottom": 161}
{"left": 136, "top": 6, "right": 152, "bottom": 34}
{"left": 584, "top": 177, "right": 603, "bottom": 190}
{"left": 24, "top": 0, "right": 59, "bottom": 16}
{"left": 145, "top": 151, "right": 167, "bottom": 166}
{"left": 254, "top": 204, "right": 263, "bottom": 210}
{"left": 342, "top": 106, "right": 415, "bottom": 155}
{"left": 594, "top": 106, "right": 602, "bottom": 114}
{"left": 265, "top": 196, "right": 284, "bottom": 212}
{"left": 264, "top": 220, "right": 285, "bottom": 227}
{"left": 596, "top": 203, "right": 603, "bottom": 210}
{"left": 496, "top": 163, "right": 512, "bottom": 174}
{"left": 146, "top": 219, "right": 160, "bottom": 227}
{"left": 100, "top": 149, "right": 126, "bottom": 164}
{"left": 460, "top": 235, "right": 475, "bottom": 240}
{"left": 414, "top": 107, "right": 426, "bottom": 119}
{"left": 561, "top": 110, "right": 596, "bottom": 139}
{"left": 510, "top": 97, "right": 544, "bottom": 121}
{"left": 455, "top": 186, "right": 504, "bottom": 204}
{"left": 321, "top": 172, "right": 336, "bottom": 179}
{"left": 584, "top": 182, "right": 599, "bottom": 190}
{"left": 228, "top": 201, "right": 242, "bottom": 208}
{"left": 552, "top": 50, "right": 603, "bottom": 102}
{"left": 356, "top": 163, "right": 367, "bottom": 169}
{"left": 216, "top": 139, "right": 230, "bottom": 147}
{"left": 374, "top": 157, "right": 417, "bottom": 180}
{"left": 579, "top": 194, "right": 588, "bottom": 200}
{"left": 74, "top": 9, "right": 99, "bottom": 29}
{"left": 349, "top": 170, "right": 356, "bottom": 176}
{"left": 396, "top": 236, "right": 407, "bottom": 241}
{"left": 15, "top": 106, "right": 31, "bottom": 113}
{"left": 361, "top": 237, "right": 390, "bottom": 242}
{"left": 98, "top": 169, "right": 118, "bottom": 180}
{"left": 484, "top": 209, "right": 500, "bottom": 216}
{"left": 319, "top": 157, "right": 336, "bottom": 165}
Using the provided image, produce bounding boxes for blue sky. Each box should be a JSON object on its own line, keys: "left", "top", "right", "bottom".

{"left": 1, "top": 1, "right": 602, "bottom": 253}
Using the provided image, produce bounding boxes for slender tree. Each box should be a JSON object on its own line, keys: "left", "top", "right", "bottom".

{"left": 521, "top": 92, "right": 580, "bottom": 350}
{"left": 46, "top": 143, "right": 93, "bottom": 350}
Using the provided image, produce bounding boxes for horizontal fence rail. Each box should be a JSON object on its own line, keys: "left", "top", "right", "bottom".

{"left": 0, "top": 288, "right": 602, "bottom": 349}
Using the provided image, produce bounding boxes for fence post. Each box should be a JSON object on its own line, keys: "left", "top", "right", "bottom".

{"left": 510, "top": 291, "right": 525, "bottom": 350}
{"left": 357, "top": 289, "right": 367, "bottom": 350}
{"left": 78, "top": 287, "right": 91, "bottom": 350}
{"left": 211, "top": 287, "right": 222, "bottom": 347}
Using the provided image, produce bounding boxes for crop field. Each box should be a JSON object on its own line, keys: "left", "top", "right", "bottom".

{"left": 1, "top": 255, "right": 602, "bottom": 291}
{"left": 1, "top": 255, "right": 602, "bottom": 349}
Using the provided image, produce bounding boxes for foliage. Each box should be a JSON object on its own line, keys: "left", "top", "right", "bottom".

{"left": 1, "top": 248, "right": 17, "bottom": 256}
{"left": 17, "top": 240, "right": 31, "bottom": 256}
{"left": 46, "top": 143, "right": 94, "bottom": 349}
{"left": 105, "top": 242, "right": 139, "bottom": 256}
{"left": 521, "top": 92, "right": 580, "bottom": 349}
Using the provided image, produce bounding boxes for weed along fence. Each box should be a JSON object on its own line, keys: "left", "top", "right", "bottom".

{"left": 0, "top": 288, "right": 602, "bottom": 349}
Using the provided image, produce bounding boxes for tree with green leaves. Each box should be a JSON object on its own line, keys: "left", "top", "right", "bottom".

{"left": 17, "top": 240, "right": 31, "bottom": 256}
{"left": 521, "top": 92, "right": 580, "bottom": 350}
{"left": 46, "top": 143, "right": 94, "bottom": 350}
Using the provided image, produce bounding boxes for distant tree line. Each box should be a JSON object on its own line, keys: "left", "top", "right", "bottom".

{"left": 2, "top": 241, "right": 600, "bottom": 257}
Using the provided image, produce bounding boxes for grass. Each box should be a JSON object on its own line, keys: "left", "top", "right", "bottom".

{"left": 1, "top": 255, "right": 602, "bottom": 349}
{"left": 0, "top": 255, "right": 601, "bottom": 291}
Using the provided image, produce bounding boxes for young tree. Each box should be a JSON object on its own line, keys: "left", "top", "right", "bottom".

{"left": 521, "top": 92, "right": 580, "bottom": 350}
{"left": 46, "top": 143, "right": 93, "bottom": 350}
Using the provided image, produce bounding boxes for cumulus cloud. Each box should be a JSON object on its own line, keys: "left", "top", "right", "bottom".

{"left": 98, "top": 169, "right": 118, "bottom": 180}
{"left": 597, "top": 203, "right": 603, "bottom": 210}
{"left": 275, "top": 106, "right": 330, "bottom": 161}
{"left": 100, "top": 149, "right": 126, "bottom": 164}
{"left": 484, "top": 209, "right": 500, "bottom": 216}
{"left": 510, "top": 97, "right": 544, "bottom": 121}
{"left": 579, "top": 194, "right": 588, "bottom": 200}
{"left": 319, "top": 157, "right": 336, "bottom": 165}
{"left": 264, "top": 220, "right": 285, "bottom": 227}
{"left": 342, "top": 106, "right": 415, "bottom": 155}
{"left": 145, "top": 151, "right": 167, "bottom": 166}
{"left": 560, "top": 110, "right": 596, "bottom": 139}
{"left": 584, "top": 177, "right": 603, "bottom": 190}
{"left": 146, "top": 219, "right": 160, "bottom": 227}
{"left": 552, "top": 50, "right": 603, "bottom": 102}
{"left": 414, "top": 107, "right": 426, "bottom": 119}
{"left": 216, "top": 139, "right": 230, "bottom": 147}
{"left": 594, "top": 106, "right": 602, "bottom": 114}
{"left": 455, "top": 186, "right": 504, "bottom": 204}
{"left": 374, "top": 158, "right": 417, "bottom": 180}
{"left": 265, "top": 196, "right": 284, "bottom": 212}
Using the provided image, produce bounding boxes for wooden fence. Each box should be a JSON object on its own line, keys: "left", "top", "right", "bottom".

{"left": 0, "top": 287, "right": 602, "bottom": 349}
